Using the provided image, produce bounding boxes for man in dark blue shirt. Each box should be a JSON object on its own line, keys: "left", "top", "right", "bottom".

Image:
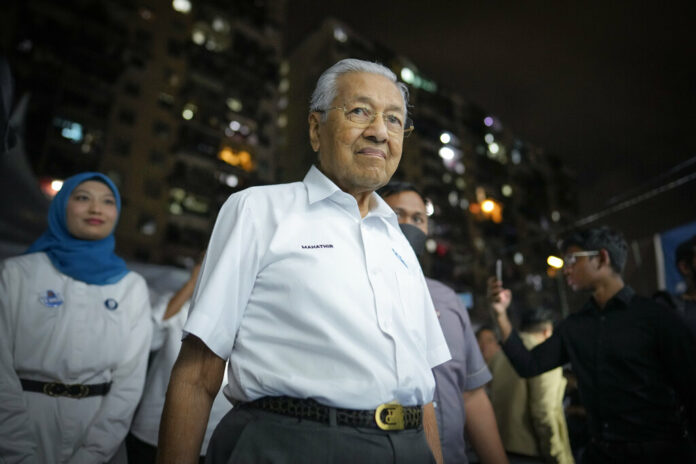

{"left": 489, "top": 226, "right": 696, "bottom": 463}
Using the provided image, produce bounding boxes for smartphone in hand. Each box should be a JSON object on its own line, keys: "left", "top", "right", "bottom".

{"left": 495, "top": 259, "right": 502, "bottom": 283}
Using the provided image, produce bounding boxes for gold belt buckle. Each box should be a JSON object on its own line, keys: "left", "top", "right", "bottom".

{"left": 375, "top": 402, "right": 405, "bottom": 431}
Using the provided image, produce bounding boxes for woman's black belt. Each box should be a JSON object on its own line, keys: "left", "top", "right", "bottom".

{"left": 240, "top": 396, "right": 422, "bottom": 431}
{"left": 20, "top": 378, "right": 111, "bottom": 398}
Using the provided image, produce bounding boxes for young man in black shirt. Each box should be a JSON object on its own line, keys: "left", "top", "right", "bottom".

{"left": 489, "top": 226, "right": 696, "bottom": 463}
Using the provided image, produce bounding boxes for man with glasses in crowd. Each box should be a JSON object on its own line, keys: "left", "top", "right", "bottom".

{"left": 488, "top": 226, "right": 696, "bottom": 463}
{"left": 157, "top": 59, "right": 450, "bottom": 464}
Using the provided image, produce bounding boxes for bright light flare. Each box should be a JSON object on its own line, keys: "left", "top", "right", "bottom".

{"left": 547, "top": 255, "right": 564, "bottom": 269}
{"left": 439, "top": 146, "right": 455, "bottom": 161}
{"left": 481, "top": 200, "right": 495, "bottom": 213}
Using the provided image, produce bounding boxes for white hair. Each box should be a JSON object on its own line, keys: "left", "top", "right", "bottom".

{"left": 309, "top": 58, "right": 409, "bottom": 121}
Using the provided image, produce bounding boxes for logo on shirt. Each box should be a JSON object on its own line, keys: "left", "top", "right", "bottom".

{"left": 39, "top": 290, "right": 63, "bottom": 308}
{"left": 301, "top": 244, "right": 334, "bottom": 249}
{"left": 104, "top": 298, "right": 119, "bottom": 311}
{"left": 392, "top": 248, "right": 408, "bottom": 269}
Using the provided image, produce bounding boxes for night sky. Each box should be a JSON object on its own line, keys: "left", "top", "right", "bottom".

{"left": 286, "top": 1, "right": 695, "bottom": 226}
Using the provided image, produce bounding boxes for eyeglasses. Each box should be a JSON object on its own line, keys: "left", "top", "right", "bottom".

{"left": 563, "top": 250, "right": 599, "bottom": 266}
{"left": 322, "top": 105, "right": 414, "bottom": 137}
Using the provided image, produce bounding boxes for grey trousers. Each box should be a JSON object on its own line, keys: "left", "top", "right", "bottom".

{"left": 205, "top": 407, "right": 436, "bottom": 464}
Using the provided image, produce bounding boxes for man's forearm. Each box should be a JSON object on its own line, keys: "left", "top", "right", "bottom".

{"left": 157, "top": 373, "right": 214, "bottom": 463}
{"left": 462, "top": 388, "right": 508, "bottom": 464}
{"left": 157, "top": 337, "right": 224, "bottom": 464}
{"left": 493, "top": 311, "right": 513, "bottom": 342}
{"left": 423, "top": 402, "right": 444, "bottom": 464}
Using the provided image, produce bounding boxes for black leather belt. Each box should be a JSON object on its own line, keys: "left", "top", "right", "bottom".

{"left": 20, "top": 379, "right": 111, "bottom": 398}
{"left": 240, "top": 396, "right": 422, "bottom": 431}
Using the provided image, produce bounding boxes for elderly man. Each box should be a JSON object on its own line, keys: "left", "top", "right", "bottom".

{"left": 157, "top": 59, "right": 451, "bottom": 464}
{"left": 380, "top": 181, "right": 508, "bottom": 464}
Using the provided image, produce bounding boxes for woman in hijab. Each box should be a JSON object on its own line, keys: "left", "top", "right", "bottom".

{"left": 0, "top": 172, "right": 152, "bottom": 463}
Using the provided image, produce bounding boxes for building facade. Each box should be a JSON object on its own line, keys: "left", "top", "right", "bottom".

{"left": 2, "top": 0, "right": 285, "bottom": 265}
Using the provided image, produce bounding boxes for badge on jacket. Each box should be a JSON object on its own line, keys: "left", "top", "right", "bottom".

{"left": 39, "top": 290, "right": 63, "bottom": 308}
{"left": 104, "top": 298, "right": 119, "bottom": 310}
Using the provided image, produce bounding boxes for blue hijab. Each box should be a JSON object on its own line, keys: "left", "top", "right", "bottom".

{"left": 26, "top": 172, "right": 129, "bottom": 285}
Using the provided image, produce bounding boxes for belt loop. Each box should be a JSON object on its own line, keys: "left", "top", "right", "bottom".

{"left": 328, "top": 407, "right": 337, "bottom": 427}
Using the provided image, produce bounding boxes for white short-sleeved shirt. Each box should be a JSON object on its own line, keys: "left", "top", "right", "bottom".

{"left": 184, "top": 166, "right": 450, "bottom": 409}
{"left": 0, "top": 252, "right": 152, "bottom": 464}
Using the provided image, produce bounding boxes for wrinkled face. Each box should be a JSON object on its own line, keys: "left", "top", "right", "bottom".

{"left": 562, "top": 245, "right": 601, "bottom": 291}
{"left": 65, "top": 180, "right": 118, "bottom": 240}
{"left": 309, "top": 72, "right": 405, "bottom": 195}
{"left": 383, "top": 190, "right": 428, "bottom": 235}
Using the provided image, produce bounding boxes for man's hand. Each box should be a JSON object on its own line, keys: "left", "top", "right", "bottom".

{"left": 487, "top": 277, "right": 512, "bottom": 316}
{"left": 486, "top": 277, "right": 513, "bottom": 342}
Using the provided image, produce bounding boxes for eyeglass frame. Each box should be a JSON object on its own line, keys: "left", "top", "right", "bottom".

{"left": 563, "top": 250, "right": 600, "bottom": 267}
{"left": 320, "top": 105, "right": 414, "bottom": 138}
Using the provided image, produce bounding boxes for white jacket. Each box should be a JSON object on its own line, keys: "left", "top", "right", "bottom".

{"left": 0, "top": 252, "right": 152, "bottom": 463}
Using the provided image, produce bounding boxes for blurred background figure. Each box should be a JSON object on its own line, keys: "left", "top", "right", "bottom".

{"left": 485, "top": 299, "right": 574, "bottom": 464}
{"left": 381, "top": 181, "right": 508, "bottom": 464}
{"left": 476, "top": 326, "right": 501, "bottom": 364}
{"left": 674, "top": 235, "right": 696, "bottom": 335}
{"left": 127, "top": 253, "right": 232, "bottom": 463}
{"left": 0, "top": 172, "right": 152, "bottom": 463}
{"left": 0, "top": 57, "right": 17, "bottom": 156}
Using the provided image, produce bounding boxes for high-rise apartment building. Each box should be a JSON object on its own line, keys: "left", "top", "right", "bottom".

{"left": 2, "top": 0, "right": 285, "bottom": 265}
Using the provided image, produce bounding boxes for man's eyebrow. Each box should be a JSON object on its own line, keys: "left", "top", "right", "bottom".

{"left": 350, "top": 96, "right": 404, "bottom": 113}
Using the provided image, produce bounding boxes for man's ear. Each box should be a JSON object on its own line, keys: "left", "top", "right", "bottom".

{"left": 308, "top": 112, "right": 321, "bottom": 153}
{"left": 598, "top": 248, "right": 611, "bottom": 270}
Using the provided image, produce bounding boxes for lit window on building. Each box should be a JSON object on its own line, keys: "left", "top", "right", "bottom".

{"left": 182, "top": 103, "right": 197, "bottom": 120}
{"left": 172, "top": 0, "right": 191, "bottom": 14}
{"left": 218, "top": 172, "right": 239, "bottom": 188}
{"left": 52, "top": 117, "right": 83, "bottom": 143}
{"left": 138, "top": 215, "right": 157, "bottom": 236}
{"left": 218, "top": 147, "right": 254, "bottom": 171}
{"left": 226, "top": 98, "right": 243, "bottom": 112}
{"left": 192, "top": 28, "right": 206, "bottom": 45}
{"left": 333, "top": 27, "right": 348, "bottom": 43}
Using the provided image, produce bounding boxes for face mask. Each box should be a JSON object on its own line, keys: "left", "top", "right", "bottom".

{"left": 399, "top": 223, "right": 427, "bottom": 256}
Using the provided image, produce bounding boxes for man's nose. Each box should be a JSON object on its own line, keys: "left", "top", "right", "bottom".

{"left": 363, "top": 114, "right": 389, "bottom": 141}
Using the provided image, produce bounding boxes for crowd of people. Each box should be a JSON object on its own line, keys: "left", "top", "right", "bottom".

{"left": 1, "top": 58, "right": 695, "bottom": 464}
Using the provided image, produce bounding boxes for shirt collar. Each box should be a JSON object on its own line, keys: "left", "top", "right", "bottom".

{"left": 302, "top": 165, "right": 398, "bottom": 223}
{"left": 587, "top": 285, "right": 635, "bottom": 311}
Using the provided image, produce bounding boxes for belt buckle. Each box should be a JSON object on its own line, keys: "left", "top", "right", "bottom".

{"left": 375, "top": 402, "right": 404, "bottom": 431}
{"left": 68, "top": 384, "right": 89, "bottom": 399}
{"left": 42, "top": 382, "right": 88, "bottom": 398}
{"left": 43, "top": 382, "right": 64, "bottom": 397}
